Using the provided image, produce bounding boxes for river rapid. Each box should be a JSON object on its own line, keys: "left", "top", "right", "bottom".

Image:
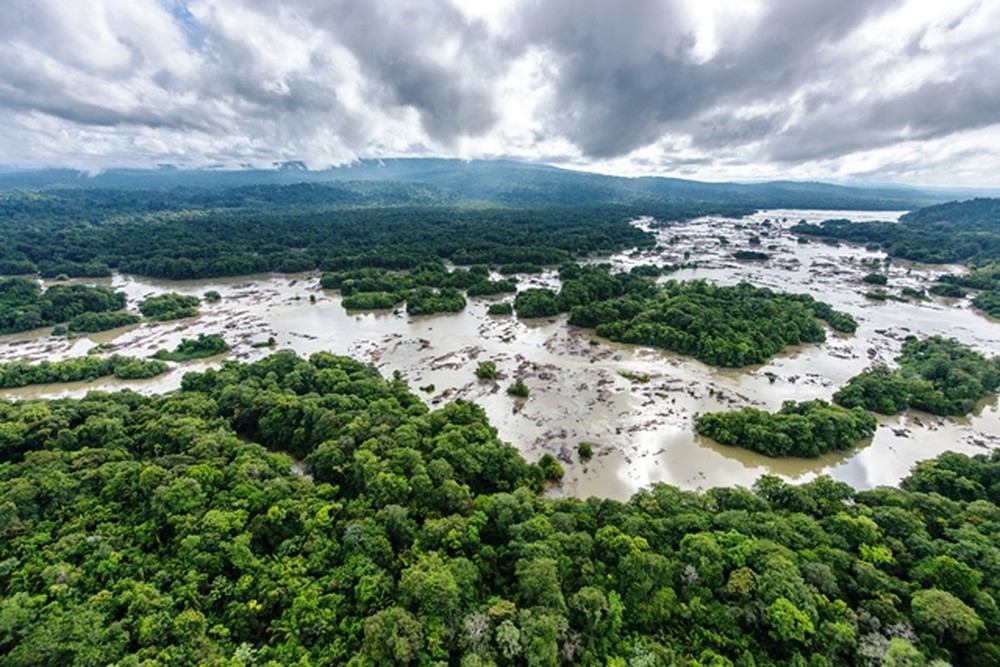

{"left": 3, "top": 209, "right": 999, "bottom": 501}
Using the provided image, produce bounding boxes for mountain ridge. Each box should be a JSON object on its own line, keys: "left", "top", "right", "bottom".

{"left": 0, "top": 158, "right": 949, "bottom": 210}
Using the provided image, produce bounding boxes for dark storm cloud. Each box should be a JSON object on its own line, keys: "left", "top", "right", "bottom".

{"left": 766, "top": 72, "right": 1000, "bottom": 162}
{"left": 264, "top": 0, "right": 503, "bottom": 143}
{"left": 514, "top": 0, "right": 905, "bottom": 158}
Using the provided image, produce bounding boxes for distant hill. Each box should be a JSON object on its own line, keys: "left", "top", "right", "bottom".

{"left": 900, "top": 197, "right": 1000, "bottom": 230}
{"left": 0, "top": 158, "right": 944, "bottom": 210}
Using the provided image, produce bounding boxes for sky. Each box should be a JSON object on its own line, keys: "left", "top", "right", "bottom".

{"left": 1, "top": 0, "right": 998, "bottom": 186}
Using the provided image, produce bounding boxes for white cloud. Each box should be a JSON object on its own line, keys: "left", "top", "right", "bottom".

{"left": 0, "top": 0, "right": 997, "bottom": 185}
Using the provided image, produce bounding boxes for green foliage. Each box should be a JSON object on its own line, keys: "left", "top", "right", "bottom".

{"left": 507, "top": 380, "right": 530, "bottom": 398}
{"left": 863, "top": 273, "right": 888, "bottom": 285}
{"left": 929, "top": 282, "right": 966, "bottom": 298}
{"left": 466, "top": 279, "right": 518, "bottom": 296}
{"left": 514, "top": 288, "right": 561, "bottom": 318}
{"left": 405, "top": 287, "right": 466, "bottom": 316}
{"left": 138, "top": 292, "right": 200, "bottom": 321}
{"left": 342, "top": 291, "right": 404, "bottom": 310}
{"left": 0, "top": 354, "right": 167, "bottom": 387}
{"left": 577, "top": 442, "right": 594, "bottom": 460}
{"left": 564, "top": 271, "right": 856, "bottom": 366}
{"left": 322, "top": 265, "right": 494, "bottom": 315}
{"left": 0, "top": 277, "right": 126, "bottom": 334}
{"left": 791, "top": 199, "right": 1000, "bottom": 317}
{"left": 695, "top": 399, "right": 878, "bottom": 457}
{"left": 0, "top": 185, "right": 661, "bottom": 281}
{"left": 152, "top": 333, "right": 230, "bottom": 362}
{"left": 537, "top": 453, "right": 564, "bottom": 482}
{"left": 475, "top": 361, "right": 498, "bottom": 380}
{"left": 865, "top": 289, "right": 905, "bottom": 302}
{"left": 203, "top": 290, "right": 221, "bottom": 302}
{"left": 911, "top": 589, "right": 984, "bottom": 644}
{"left": 486, "top": 302, "right": 513, "bottom": 316}
{"left": 834, "top": 336, "right": 1000, "bottom": 416}
{"left": 4, "top": 351, "right": 1000, "bottom": 664}
{"left": 901, "top": 286, "right": 929, "bottom": 301}
{"left": 936, "top": 263, "right": 1000, "bottom": 318}
{"left": 65, "top": 311, "right": 141, "bottom": 333}
{"left": 733, "top": 250, "right": 769, "bottom": 261}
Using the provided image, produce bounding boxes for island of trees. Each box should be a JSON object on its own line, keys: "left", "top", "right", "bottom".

{"left": 695, "top": 399, "right": 878, "bottom": 458}
{"left": 0, "top": 278, "right": 128, "bottom": 335}
{"left": 0, "top": 354, "right": 166, "bottom": 388}
{"left": 509, "top": 264, "right": 857, "bottom": 367}
{"left": 152, "top": 334, "right": 231, "bottom": 362}
{"left": 138, "top": 293, "right": 201, "bottom": 321}
{"left": 834, "top": 336, "right": 1000, "bottom": 416}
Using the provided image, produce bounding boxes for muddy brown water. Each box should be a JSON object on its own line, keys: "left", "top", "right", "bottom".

{"left": 3, "top": 209, "right": 998, "bottom": 501}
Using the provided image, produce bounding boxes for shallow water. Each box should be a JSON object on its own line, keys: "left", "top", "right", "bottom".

{"left": 3, "top": 208, "right": 998, "bottom": 501}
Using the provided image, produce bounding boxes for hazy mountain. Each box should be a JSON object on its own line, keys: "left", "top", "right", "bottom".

{"left": 0, "top": 158, "right": 949, "bottom": 210}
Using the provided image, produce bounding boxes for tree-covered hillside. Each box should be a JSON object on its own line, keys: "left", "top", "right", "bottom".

{"left": 0, "top": 159, "right": 938, "bottom": 210}
{"left": 3, "top": 353, "right": 1000, "bottom": 666}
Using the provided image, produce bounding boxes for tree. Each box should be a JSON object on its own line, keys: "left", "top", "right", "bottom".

{"left": 357, "top": 607, "right": 425, "bottom": 665}
{"left": 475, "top": 361, "right": 498, "bottom": 380}
{"left": 911, "top": 589, "right": 984, "bottom": 644}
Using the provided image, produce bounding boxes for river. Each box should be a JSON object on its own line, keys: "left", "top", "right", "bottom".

{"left": 3, "top": 209, "right": 998, "bottom": 501}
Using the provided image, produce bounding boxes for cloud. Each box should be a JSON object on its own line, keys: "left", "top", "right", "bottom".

{"left": 0, "top": 0, "right": 997, "bottom": 185}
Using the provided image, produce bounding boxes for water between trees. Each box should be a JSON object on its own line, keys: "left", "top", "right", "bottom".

{"left": 2, "top": 209, "right": 998, "bottom": 500}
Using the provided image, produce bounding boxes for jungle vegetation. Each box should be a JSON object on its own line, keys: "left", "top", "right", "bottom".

{"left": 834, "top": 336, "right": 1000, "bottom": 416}
{"left": 152, "top": 334, "right": 231, "bottom": 363}
{"left": 516, "top": 264, "right": 857, "bottom": 367}
{"left": 791, "top": 198, "right": 1000, "bottom": 318}
{"left": 0, "top": 278, "right": 127, "bottom": 335}
{"left": 0, "top": 354, "right": 167, "bottom": 388}
{"left": 1, "top": 353, "right": 998, "bottom": 666}
{"left": 694, "top": 400, "right": 878, "bottom": 458}
{"left": 138, "top": 293, "right": 201, "bottom": 321}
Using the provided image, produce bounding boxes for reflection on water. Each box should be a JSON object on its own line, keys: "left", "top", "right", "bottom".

{"left": 2, "top": 209, "right": 999, "bottom": 501}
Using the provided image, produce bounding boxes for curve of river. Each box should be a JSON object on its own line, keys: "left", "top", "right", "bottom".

{"left": 3, "top": 209, "right": 998, "bottom": 501}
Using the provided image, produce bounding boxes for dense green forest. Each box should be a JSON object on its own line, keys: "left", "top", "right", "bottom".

{"left": 0, "top": 186, "right": 668, "bottom": 280}
{"left": 320, "top": 263, "right": 507, "bottom": 314}
{"left": 0, "top": 278, "right": 127, "bottom": 334}
{"left": 0, "top": 354, "right": 166, "bottom": 388}
{"left": 61, "top": 311, "right": 141, "bottom": 334}
{"left": 694, "top": 400, "right": 878, "bottom": 458}
{"left": 791, "top": 198, "right": 1000, "bottom": 318}
{"left": 791, "top": 199, "right": 1000, "bottom": 265}
{"left": 2, "top": 352, "right": 1000, "bottom": 665}
{"left": 512, "top": 264, "right": 856, "bottom": 367}
{"left": 138, "top": 293, "right": 201, "bottom": 321}
{"left": 834, "top": 337, "right": 1000, "bottom": 416}
{"left": 152, "top": 334, "right": 230, "bottom": 363}
{"left": 0, "top": 158, "right": 940, "bottom": 284}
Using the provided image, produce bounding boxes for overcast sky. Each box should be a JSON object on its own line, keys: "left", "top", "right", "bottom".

{"left": 1, "top": 0, "right": 998, "bottom": 186}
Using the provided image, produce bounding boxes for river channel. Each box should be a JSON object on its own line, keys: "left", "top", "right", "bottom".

{"left": 3, "top": 209, "right": 999, "bottom": 501}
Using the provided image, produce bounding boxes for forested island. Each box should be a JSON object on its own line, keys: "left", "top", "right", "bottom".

{"left": 0, "top": 354, "right": 166, "bottom": 388}
{"left": 2, "top": 353, "right": 1000, "bottom": 666}
{"left": 509, "top": 264, "right": 856, "bottom": 367}
{"left": 695, "top": 400, "right": 878, "bottom": 457}
{"left": 0, "top": 278, "right": 128, "bottom": 335}
{"left": 834, "top": 337, "right": 1000, "bottom": 416}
